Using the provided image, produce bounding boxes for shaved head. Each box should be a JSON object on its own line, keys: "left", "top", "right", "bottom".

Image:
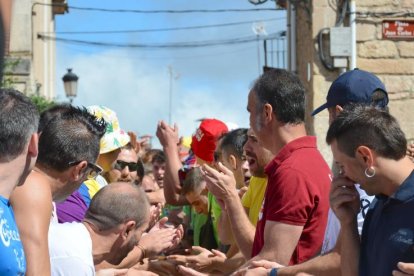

{"left": 84, "top": 182, "right": 150, "bottom": 231}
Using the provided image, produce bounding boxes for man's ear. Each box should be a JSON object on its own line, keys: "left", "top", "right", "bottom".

{"left": 200, "top": 185, "right": 209, "bottom": 196}
{"left": 334, "top": 105, "right": 343, "bottom": 116}
{"left": 71, "top": 161, "right": 88, "bottom": 181}
{"left": 28, "top": 133, "right": 39, "bottom": 158}
{"left": 121, "top": 221, "right": 137, "bottom": 240}
{"left": 356, "top": 146, "right": 374, "bottom": 167}
{"left": 228, "top": 154, "right": 237, "bottom": 171}
{"left": 263, "top": 103, "right": 273, "bottom": 124}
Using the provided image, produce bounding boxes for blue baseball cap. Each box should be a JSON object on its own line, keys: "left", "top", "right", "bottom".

{"left": 311, "top": 69, "right": 389, "bottom": 116}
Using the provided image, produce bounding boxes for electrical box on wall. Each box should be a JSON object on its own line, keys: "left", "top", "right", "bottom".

{"left": 330, "top": 27, "right": 352, "bottom": 57}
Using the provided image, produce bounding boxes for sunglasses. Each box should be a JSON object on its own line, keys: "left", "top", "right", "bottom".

{"left": 113, "top": 160, "right": 139, "bottom": 172}
{"left": 69, "top": 161, "right": 103, "bottom": 180}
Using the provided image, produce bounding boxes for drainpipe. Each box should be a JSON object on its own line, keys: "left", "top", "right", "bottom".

{"left": 350, "top": 0, "right": 357, "bottom": 70}
{"left": 287, "top": 2, "right": 296, "bottom": 72}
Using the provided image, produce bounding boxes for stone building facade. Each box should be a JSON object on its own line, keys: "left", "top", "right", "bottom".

{"left": 3, "top": 0, "right": 67, "bottom": 99}
{"left": 294, "top": 0, "right": 414, "bottom": 165}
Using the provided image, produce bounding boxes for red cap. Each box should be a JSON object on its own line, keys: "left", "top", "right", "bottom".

{"left": 191, "top": 119, "right": 228, "bottom": 163}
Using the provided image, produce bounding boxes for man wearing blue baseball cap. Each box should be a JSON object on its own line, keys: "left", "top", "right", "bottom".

{"left": 312, "top": 68, "right": 388, "bottom": 119}
{"left": 312, "top": 69, "right": 389, "bottom": 257}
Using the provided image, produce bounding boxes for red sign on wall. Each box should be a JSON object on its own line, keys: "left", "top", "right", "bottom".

{"left": 383, "top": 20, "right": 414, "bottom": 39}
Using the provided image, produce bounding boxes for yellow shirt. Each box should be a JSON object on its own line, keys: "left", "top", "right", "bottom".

{"left": 241, "top": 176, "right": 267, "bottom": 226}
{"left": 84, "top": 175, "right": 108, "bottom": 199}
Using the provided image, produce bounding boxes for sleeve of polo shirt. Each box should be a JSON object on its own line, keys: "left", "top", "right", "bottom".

{"left": 265, "top": 168, "right": 315, "bottom": 225}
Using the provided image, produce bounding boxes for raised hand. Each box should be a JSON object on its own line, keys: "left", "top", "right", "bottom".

{"left": 156, "top": 120, "right": 179, "bottom": 148}
{"left": 329, "top": 176, "right": 360, "bottom": 225}
{"left": 201, "top": 162, "right": 238, "bottom": 202}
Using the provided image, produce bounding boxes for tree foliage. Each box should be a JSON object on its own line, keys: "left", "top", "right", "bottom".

{"left": 29, "top": 95, "right": 56, "bottom": 113}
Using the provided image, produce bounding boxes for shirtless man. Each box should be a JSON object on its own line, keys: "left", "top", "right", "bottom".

{"left": 10, "top": 105, "right": 106, "bottom": 275}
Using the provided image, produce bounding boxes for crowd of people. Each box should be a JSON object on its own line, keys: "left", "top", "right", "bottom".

{"left": 1, "top": 67, "right": 414, "bottom": 276}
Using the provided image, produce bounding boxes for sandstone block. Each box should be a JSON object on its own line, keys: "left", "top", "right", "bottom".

{"left": 358, "top": 41, "right": 398, "bottom": 58}
{"left": 314, "top": 0, "right": 330, "bottom": 7}
{"left": 357, "top": 0, "right": 397, "bottom": 7}
{"left": 313, "top": 116, "right": 332, "bottom": 166}
{"left": 389, "top": 98, "right": 414, "bottom": 139}
{"left": 401, "top": 0, "right": 414, "bottom": 8}
{"left": 313, "top": 74, "right": 331, "bottom": 106}
{"left": 358, "top": 58, "right": 414, "bottom": 74}
{"left": 357, "top": 23, "right": 377, "bottom": 41}
{"left": 380, "top": 75, "right": 414, "bottom": 93}
{"left": 388, "top": 92, "right": 410, "bottom": 100}
{"left": 312, "top": 7, "right": 336, "bottom": 33}
{"left": 398, "top": 42, "right": 414, "bottom": 57}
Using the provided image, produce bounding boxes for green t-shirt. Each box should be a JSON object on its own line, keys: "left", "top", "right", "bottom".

{"left": 191, "top": 212, "right": 208, "bottom": 246}
{"left": 192, "top": 193, "right": 221, "bottom": 246}
{"left": 208, "top": 192, "right": 221, "bottom": 243}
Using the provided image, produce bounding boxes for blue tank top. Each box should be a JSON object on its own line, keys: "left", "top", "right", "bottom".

{"left": 0, "top": 196, "right": 26, "bottom": 275}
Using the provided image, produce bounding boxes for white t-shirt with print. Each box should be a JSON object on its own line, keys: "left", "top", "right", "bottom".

{"left": 321, "top": 184, "right": 374, "bottom": 254}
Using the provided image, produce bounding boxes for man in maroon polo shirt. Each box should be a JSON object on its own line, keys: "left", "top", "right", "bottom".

{"left": 246, "top": 69, "right": 332, "bottom": 266}
{"left": 177, "top": 69, "right": 333, "bottom": 275}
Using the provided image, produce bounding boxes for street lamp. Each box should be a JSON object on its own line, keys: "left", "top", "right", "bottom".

{"left": 62, "top": 68, "right": 78, "bottom": 104}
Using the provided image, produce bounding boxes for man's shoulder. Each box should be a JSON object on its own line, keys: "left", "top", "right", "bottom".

{"left": 10, "top": 173, "right": 53, "bottom": 218}
{"left": 274, "top": 146, "right": 331, "bottom": 182}
{"left": 10, "top": 172, "right": 52, "bottom": 203}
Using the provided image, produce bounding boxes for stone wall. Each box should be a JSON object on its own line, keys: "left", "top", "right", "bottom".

{"left": 296, "top": 0, "right": 414, "bottom": 166}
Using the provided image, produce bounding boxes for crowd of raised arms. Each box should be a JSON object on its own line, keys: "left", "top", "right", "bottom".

{"left": 2, "top": 68, "right": 414, "bottom": 276}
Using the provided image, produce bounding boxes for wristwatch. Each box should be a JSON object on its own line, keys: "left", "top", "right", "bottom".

{"left": 269, "top": 267, "right": 278, "bottom": 276}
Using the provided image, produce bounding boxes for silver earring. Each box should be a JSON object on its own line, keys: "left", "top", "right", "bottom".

{"left": 364, "top": 167, "right": 375, "bottom": 178}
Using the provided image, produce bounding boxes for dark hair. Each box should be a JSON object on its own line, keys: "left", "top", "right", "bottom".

{"left": 219, "top": 128, "right": 248, "bottom": 160}
{"left": 151, "top": 150, "right": 166, "bottom": 164}
{"left": 340, "top": 89, "right": 389, "bottom": 112}
{"left": 84, "top": 183, "right": 150, "bottom": 231}
{"left": 37, "top": 106, "right": 106, "bottom": 172}
{"left": 0, "top": 89, "right": 39, "bottom": 161}
{"left": 38, "top": 103, "right": 72, "bottom": 133}
{"left": 252, "top": 68, "right": 305, "bottom": 124}
{"left": 142, "top": 149, "right": 161, "bottom": 165}
{"left": 326, "top": 104, "right": 406, "bottom": 160}
{"left": 181, "top": 167, "right": 204, "bottom": 195}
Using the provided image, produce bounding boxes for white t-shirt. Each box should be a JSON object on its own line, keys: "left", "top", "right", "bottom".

{"left": 51, "top": 202, "right": 58, "bottom": 224}
{"left": 48, "top": 222, "right": 95, "bottom": 276}
{"left": 321, "top": 184, "right": 374, "bottom": 254}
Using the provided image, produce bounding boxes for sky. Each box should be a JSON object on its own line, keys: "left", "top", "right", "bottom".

{"left": 54, "top": 0, "right": 286, "bottom": 148}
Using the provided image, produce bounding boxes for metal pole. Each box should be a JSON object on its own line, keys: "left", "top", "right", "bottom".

{"left": 257, "top": 36, "right": 261, "bottom": 75}
{"left": 264, "top": 40, "right": 268, "bottom": 67}
{"left": 271, "top": 39, "right": 274, "bottom": 67}
{"left": 350, "top": 0, "right": 357, "bottom": 70}
{"left": 168, "top": 65, "right": 173, "bottom": 125}
{"left": 287, "top": 2, "right": 297, "bottom": 72}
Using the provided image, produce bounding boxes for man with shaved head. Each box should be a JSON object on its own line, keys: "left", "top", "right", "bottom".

{"left": 48, "top": 182, "right": 151, "bottom": 275}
